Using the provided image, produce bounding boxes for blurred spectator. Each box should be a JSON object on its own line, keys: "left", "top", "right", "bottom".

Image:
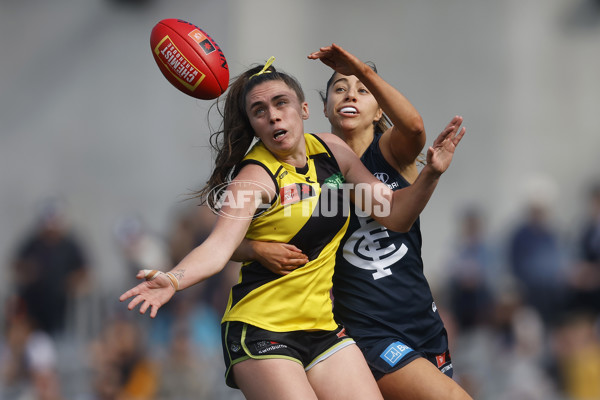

{"left": 112, "top": 213, "right": 177, "bottom": 361}
{"left": 88, "top": 316, "right": 158, "bottom": 400}
{"left": 154, "top": 324, "right": 216, "bottom": 400}
{"left": 493, "top": 306, "right": 560, "bottom": 400}
{"left": 10, "top": 197, "right": 91, "bottom": 337}
{"left": 0, "top": 296, "right": 63, "bottom": 400}
{"left": 113, "top": 213, "right": 171, "bottom": 289}
{"left": 566, "top": 182, "right": 600, "bottom": 315}
{"left": 166, "top": 204, "right": 237, "bottom": 314}
{"left": 450, "top": 300, "right": 560, "bottom": 400}
{"left": 579, "top": 182, "right": 600, "bottom": 267}
{"left": 507, "top": 198, "right": 568, "bottom": 325}
{"left": 445, "top": 206, "right": 496, "bottom": 331}
{"left": 167, "top": 204, "right": 216, "bottom": 267}
{"left": 550, "top": 312, "right": 600, "bottom": 400}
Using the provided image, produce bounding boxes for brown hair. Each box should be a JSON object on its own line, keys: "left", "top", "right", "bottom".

{"left": 197, "top": 62, "right": 306, "bottom": 209}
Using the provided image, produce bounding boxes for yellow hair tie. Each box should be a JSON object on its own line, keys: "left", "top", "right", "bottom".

{"left": 249, "top": 56, "right": 276, "bottom": 80}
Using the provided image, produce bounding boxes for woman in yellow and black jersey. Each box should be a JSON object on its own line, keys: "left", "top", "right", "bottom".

{"left": 223, "top": 132, "right": 348, "bottom": 332}
{"left": 119, "top": 56, "right": 458, "bottom": 400}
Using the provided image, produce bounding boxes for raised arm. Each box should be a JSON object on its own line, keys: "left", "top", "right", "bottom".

{"left": 308, "top": 43, "right": 425, "bottom": 166}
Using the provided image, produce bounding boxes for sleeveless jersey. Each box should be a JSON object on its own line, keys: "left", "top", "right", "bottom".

{"left": 332, "top": 132, "right": 445, "bottom": 348}
{"left": 222, "top": 133, "right": 349, "bottom": 332}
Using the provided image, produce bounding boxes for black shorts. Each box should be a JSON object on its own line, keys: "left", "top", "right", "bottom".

{"left": 222, "top": 321, "right": 355, "bottom": 388}
{"left": 357, "top": 329, "right": 453, "bottom": 381}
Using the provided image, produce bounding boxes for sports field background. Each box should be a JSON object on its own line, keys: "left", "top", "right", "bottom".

{"left": 1, "top": 0, "right": 599, "bottom": 398}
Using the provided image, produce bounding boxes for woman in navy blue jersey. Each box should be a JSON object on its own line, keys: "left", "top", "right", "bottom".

{"left": 241, "top": 44, "right": 471, "bottom": 400}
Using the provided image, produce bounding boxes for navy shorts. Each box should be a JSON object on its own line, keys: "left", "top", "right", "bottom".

{"left": 357, "top": 329, "right": 453, "bottom": 381}
{"left": 222, "top": 321, "right": 355, "bottom": 388}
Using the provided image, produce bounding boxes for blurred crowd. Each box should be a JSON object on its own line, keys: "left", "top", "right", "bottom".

{"left": 1, "top": 178, "right": 599, "bottom": 400}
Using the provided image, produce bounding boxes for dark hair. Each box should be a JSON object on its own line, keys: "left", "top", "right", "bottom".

{"left": 197, "top": 62, "right": 305, "bottom": 209}
{"left": 319, "top": 61, "right": 391, "bottom": 135}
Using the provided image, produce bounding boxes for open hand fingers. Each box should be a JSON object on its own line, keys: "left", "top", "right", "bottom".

{"left": 140, "top": 299, "right": 160, "bottom": 318}
{"left": 453, "top": 126, "right": 466, "bottom": 146}
{"left": 121, "top": 292, "right": 160, "bottom": 318}
{"left": 119, "top": 285, "right": 142, "bottom": 302}
{"left": 444, "top": 115, "right": 463, "bottom": 131}
{"left": 138, "top": 299, "right": 151, "bottom": 314}
{"left": 125, "top": 293, "right": 146, "bottom": 311}
{"left": 307, "top": 44, "right": 358, "bottom": 74}
{"left": 433, "top": 116, "right": 464, "bottom": 146}
{"left": 432, "top": 126, "right": 453, "bottom": 147}
{"left": 308, "top": 45, "right": 333, "bottom": 59}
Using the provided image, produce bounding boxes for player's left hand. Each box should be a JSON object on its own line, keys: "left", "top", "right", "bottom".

{"left": 426, "top": 115, "right": 466, "bottom": 175}
{"left": 308, "top": 43, "right": 365, "bottom": 77}
{"left": 119, "top": 270, "right": 176, "bottom": 318}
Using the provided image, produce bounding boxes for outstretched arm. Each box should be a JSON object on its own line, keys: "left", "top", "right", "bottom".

{"left": 308, "top": 43, "right": 425, "bottom": 165}
{"left": 119, "top": 164, "right": 272, "bottom": 317}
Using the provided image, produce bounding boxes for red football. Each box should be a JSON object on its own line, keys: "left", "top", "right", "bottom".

{"left": 150, "top": 19, "right": 229, "bottom": 100}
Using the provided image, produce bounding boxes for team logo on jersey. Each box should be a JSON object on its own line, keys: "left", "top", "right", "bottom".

{"left": 323, "top": 172, "right": 344, "bottom": 189}
{"left": 374, "top": 172, "right": 389, "bottom": 183}
{"left": 343, "top": 216, "right": 408, "bottom": 279}
{"left": 374, "top": 171, "right": 398, "bottom": 189}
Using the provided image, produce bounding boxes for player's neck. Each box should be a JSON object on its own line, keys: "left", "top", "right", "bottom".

{"left": 335, "top": 128, "right": 374, "bottom": 158}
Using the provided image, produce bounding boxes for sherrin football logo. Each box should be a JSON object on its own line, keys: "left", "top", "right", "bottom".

{"left": 154, "top": 36, "right": 205, "bottom": 91}
{"left": 187, "top": 29, "right": 216, "bottom": 55}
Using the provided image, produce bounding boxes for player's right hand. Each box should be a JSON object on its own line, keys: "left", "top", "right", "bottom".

{"left": 252, "top": 242, "right": 309, "bottom": 275}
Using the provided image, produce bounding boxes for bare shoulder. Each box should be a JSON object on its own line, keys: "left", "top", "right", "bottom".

{"left": 233, "top": 163, "right": 277, "bottom": 202}
{"left": 314, "top": 132, "right": 344, "bottom": 145}
{"left": 314, "top": 132, "right": 355, "bottom": 162}
{"left": 235, "top": 162, "right": 272, "bottom": 181}
{"left": 314, "top": 132, "right": 352, "bottom": 154}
